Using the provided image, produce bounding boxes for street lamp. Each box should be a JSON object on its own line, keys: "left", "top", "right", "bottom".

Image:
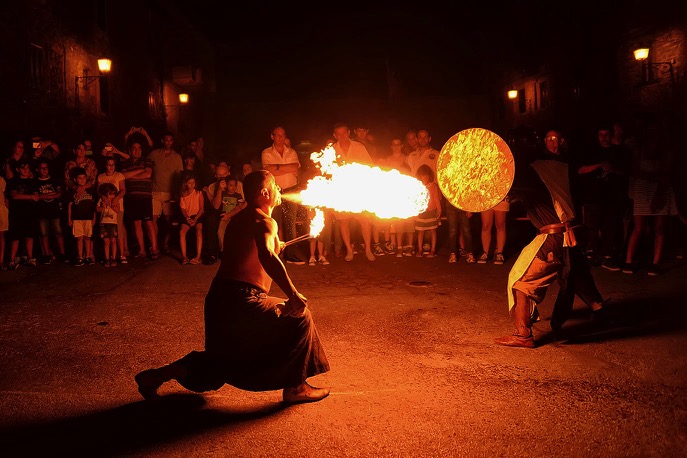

{"left": 75, "top": 58, "right": 112, "bottom": 89}
{"left": 75, "top": 57, "right": 112, "bottom": 109}
{"left": 633, "top": 47, "right": 675, "bottom": 83}
{"left": 166, "top": 93, "right": 190, "bottom": 109}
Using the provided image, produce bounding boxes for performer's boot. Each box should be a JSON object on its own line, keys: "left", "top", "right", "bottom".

{"left": 495, "top": 291, "right": 536, "bottom": 348}
{"left": 135, "top": 361, "right": 187, "bottom": 400}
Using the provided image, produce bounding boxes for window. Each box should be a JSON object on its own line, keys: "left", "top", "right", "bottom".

{"left": 518, "top": 89, "right": 526, "bottom": 114}
{"left": 539, "top": 81, "right": 548, "bottom": 110}
{"left": 96, "top": 0, "right": 108, "bottom": 32}
{"left": 28, "top": 44, "right": 45, "bottom": 91}
{"left": 99, "top": 77, "right": 109, "bottom": 114}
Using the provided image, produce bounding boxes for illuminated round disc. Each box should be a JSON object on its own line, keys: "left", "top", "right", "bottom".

{"left": 437, "top": 128, "right": 514, "bottom": 212}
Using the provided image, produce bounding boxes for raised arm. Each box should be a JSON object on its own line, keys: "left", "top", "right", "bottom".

{"left": 255, "top": 217, "right": 307, "bottom": 315}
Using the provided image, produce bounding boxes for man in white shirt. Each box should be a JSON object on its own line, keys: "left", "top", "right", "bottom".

{"left": 331, "top": 122, "right": 376, "bottom": 262}
{"left": 406, "top": 129, "right": 439, "bottom": 178}
{"left": 261, "top": 126, "right": 305, "bottom": 264}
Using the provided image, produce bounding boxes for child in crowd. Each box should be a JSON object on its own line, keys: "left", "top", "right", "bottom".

{"left": 415, "top": 164, "right": 441, "bottom": 258}
{"left": 96, "top": 157, "right": 128, "bottom": 263}
{"left": 217, "top": 177, "right": 246, "bottom": 251}
{"left": 96, "top": 182, "right": 120, "bottom": 267}
{"left": 7, "top": 159, "right": 40, "bottom": 268}
{"left": 178, "top": 175, "right": 204, "bottom": 265}
{"left": 67, "top": 167, "right": 96, "bottom": 266}
{"left": 35, "top": 159, "right": 66, "bottom": 263}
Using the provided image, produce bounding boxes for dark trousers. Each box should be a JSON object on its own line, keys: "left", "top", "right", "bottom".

{"left": 203, "top": 210, "right": 221, "bottom": 258}
{"left": 582, "top": 195, "right": 628, "bottom": 260}
{"left": 273, "top": 199, "right": 301, "bottom": 259}
{"left": 446, "top": 204, "right": 472, "bottom": 254}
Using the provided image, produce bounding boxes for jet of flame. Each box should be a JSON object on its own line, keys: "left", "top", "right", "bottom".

{"left": 294, "top": 145, "right": 429, "bottom": 220}
{"left": 309, "top": 208, "right": 325, "bottom": 237}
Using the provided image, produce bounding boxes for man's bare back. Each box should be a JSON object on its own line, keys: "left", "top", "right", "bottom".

{"left": 215, "top": 206, "right": 278, "bottom": 293}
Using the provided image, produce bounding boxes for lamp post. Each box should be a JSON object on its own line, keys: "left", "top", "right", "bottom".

{"left": 633, "top": 48, "right": 675, "bottom": 83}
{"left": 75, "top": 58, "right": 112, "bottom": 109}
{"left": 164, "top": 93, "right": 190, "bottom": 113}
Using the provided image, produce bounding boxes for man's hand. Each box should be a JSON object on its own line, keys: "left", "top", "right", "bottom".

{"left": 276, "top": 292, "right": 307, "bottom": 318}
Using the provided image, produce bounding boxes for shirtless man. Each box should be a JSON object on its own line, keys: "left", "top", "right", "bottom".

{"left": 135, "top": 170, "right": 330, "bottom": 403}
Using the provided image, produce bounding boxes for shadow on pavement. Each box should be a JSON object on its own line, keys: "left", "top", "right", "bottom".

{"left": 536, "top": 293, "right": 687, "bottom": 346}
{"left": 0, "top": 393, "right": 288, "bottom": 456}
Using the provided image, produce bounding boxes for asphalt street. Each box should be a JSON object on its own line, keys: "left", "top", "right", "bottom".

{"left": 1, "top": 241, "right": 686, "bottom": 457}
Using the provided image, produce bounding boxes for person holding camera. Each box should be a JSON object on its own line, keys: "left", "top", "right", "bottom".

{"left": 202, "top": 163, "right": 232, "bottom": 264}
{"left": 98, "top": 141, "right": 130, "bottom": 172}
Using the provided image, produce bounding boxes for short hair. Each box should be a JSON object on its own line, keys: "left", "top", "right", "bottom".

{"left": 70, "top": 166, "right": 87, "bottom": 180}
{"left": 416, "top": 164, "right": 434, "bottom": 183}
{"left": 98, "top": 182, "right": 118, "bottom": 197}
{"left": 243, "top": 170, "right": 271, "bottom": 203}
{"left": 15, "top": 158, "right": 30, "bottom": 172}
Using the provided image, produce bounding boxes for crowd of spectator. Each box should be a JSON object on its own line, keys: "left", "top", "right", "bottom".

{"left": 1, "top": 116, "right": 685, "bottom": 276}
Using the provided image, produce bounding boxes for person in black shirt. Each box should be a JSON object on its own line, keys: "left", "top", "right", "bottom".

{"left": 495, "top": 145, "right": 609, "bottom": 348}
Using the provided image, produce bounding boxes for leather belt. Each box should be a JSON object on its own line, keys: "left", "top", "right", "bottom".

{"left": 224, "top": 280, "right": 266, "bottom": 296}
{"left": 539, "top": 223, "right": 568, "bottom": 235}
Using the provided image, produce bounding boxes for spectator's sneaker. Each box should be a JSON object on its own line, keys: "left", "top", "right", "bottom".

{"left": 493, "top": 252, "right": 505, "bottom": 265}
{"left": 285, "top": 256, "right": 306, "bottom": 265}
{"left": 74, "top": 258, "right": 85, "bottom": 267}
{"left": 84, "top": 257, "right": 94, "bottom": 266}
{"left": 372, "top": 243, "right": 385, "bottom": 256}
{"left": 308, "top": 256, "right": 317, "bottom": 266}
{"left": 477, "top": 253, "right": 489, "bottom": 264}
{"left": 458, "top": 248, "right": 467, "bottom": 258}
{"left": 396, "top": 249, "right": 403, "bottom": 258}
{"left": 318, "top": 255, "right": 330, "bottom": 265}
{"left": 28, "top": 258, "right": 37, "bottom": 267}
{"left": 8, "top": 261, "right": 19, "bottom": 270}
{"left": 601, "top": 257, "right": 621, "bottom": 272}
{"left": 448, "top": 252, "right": 457, "bottom": 263}
{"left": 203, "top": 255, "right": 217, "bottom": 265}
{"left": 465, "top": 253, "right": 476, "bottom": 264}
{"left": 383, "top": 241, "right": 395, "bottom": 255}
{"left": 403, "top": 246, "right": 413, "bottom": 257}
{"left": 42, "top": 255, "right": 52, "bottom": 265}
{"left": 621, "top": 262, "right": 636, "bottom": 274}
{"left": 647, "top": 264, "right": 661, "bottom": 276}
{"left": 119, "top": 256, "right": 128, "bottom": 264}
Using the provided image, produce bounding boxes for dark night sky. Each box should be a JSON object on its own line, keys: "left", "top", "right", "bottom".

{"left": 167, "top": 1, "right": 666, "bottom": 153}
{"left": 170, "top": 0, "right": 658, "bottom": 101}
{"left": 172, "top": 2, "right": 537, "bottom": 98}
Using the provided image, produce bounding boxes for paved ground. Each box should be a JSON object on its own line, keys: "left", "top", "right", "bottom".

{"left": 1, "top": 240, "right": 686, "bottom": 457}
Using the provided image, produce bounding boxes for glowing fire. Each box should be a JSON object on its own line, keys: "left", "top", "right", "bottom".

{"left": 309, "top": 208, "right": 325, "bottom": 237}
{"left": 437, "top": 128, "right": 514, "bottom": 213}
{"left": 293, "top": 146, "right": 429, "bottom": 220}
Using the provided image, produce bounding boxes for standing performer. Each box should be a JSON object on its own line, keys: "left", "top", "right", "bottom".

{"left": 495, "top": 153, "right": 609, "bottom": 348}
{"left": 135, "top": 170, "right": 330, "bottom": 403}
